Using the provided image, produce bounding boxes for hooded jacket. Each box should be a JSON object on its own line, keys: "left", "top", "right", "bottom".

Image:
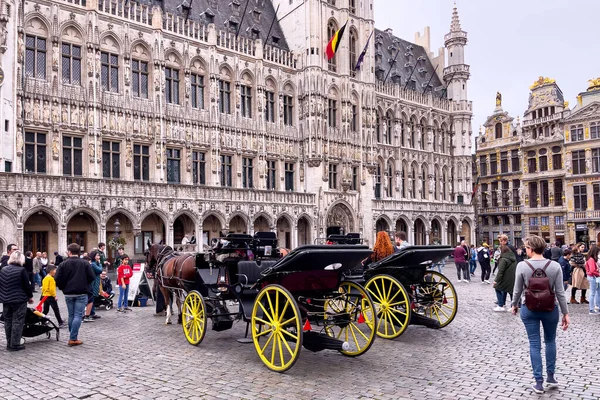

{"left": 495, "top": 250, "right": 517, "bottom": 293}
{"left": 477, "top": 247, "right": 491, "bottom": 267}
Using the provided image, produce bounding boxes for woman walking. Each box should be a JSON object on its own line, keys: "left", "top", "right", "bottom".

{"left": 585, "top": 245, "right": 600, "bottom": 314}
{"left": 492, "top": 245, "right": 517, "bottom": 312}
{"left": 0, "top": 251, "right": 34, "bottom": 351}
{"left": 570, "top": 242, "right": 588, "bottom": 304}
{"left": 511, "top": 235, "right": 569, "bottom": 394}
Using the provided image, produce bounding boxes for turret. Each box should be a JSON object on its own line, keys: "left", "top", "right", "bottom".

{"left": 443, "top": 4, "right": 469, "bottom": 102}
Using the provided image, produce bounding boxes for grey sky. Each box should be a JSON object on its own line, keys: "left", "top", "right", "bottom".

{"left": 375, "top": 0, "right": 600, "bottom": 143}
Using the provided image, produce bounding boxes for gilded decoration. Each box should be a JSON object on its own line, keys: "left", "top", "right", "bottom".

{"left": 530, "top": 76, "right": 556, "bottom": 90}
{"left": 588, "top": 78, "right": 600, "bottom": 92}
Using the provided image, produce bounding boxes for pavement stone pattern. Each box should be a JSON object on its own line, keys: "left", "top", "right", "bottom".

{"left": 1, "top": 264, "right": 600, "bottom": 400}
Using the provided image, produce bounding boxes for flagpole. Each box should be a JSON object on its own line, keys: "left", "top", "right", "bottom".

{"left": 236, "top": 0, "right": 251, "bottom": 39}
{"left": 264, "top": 3, "right": 280, "bottom": 46}
{"left": 422, "top": 64, "right": 439, "bottom": 93}
{"left": 354, "top": 29, "right": 373, "bottom": 71}
{"left": 382, "top": 49, "right": 400, "bottom": 85}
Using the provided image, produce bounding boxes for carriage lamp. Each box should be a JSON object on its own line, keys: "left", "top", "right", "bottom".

{"left": 217, "top": 267, "right": 230, "bottom": 292}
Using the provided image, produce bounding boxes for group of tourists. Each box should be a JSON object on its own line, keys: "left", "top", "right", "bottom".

{"left": 0, "top": 241, "right": 133, "bottom": 350}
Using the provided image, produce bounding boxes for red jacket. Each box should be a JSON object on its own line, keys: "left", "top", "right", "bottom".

{"left": 585, "top": 257, "right": 600, "bottom": 278}
{"left": 117, "top": 264, "right": 134, "bottom": 285}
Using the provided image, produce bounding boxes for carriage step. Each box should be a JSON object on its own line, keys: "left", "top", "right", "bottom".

{"left": 409, "top": 312, "right": 441, "bottom": 329}
{"left": 302, "top": 331, "right": 349, "bottom": 352}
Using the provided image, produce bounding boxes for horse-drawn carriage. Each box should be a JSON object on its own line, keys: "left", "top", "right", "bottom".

{"left": 346, "top": 245, "right": 458, "bottom": 339}
{"left": 146, "top": 233, "right": 378, "bottom": 372}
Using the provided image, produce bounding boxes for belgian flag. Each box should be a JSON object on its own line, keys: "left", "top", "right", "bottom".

{"left": 325, "top": 22, "right": 347, "bottom": 60}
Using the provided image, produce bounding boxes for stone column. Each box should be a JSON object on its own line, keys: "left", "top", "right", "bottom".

{"left": 58, "top": 224, "right": 68, "bottom": 255}
{"left": 167, "top": 223, "right": 174, "bottom": 247}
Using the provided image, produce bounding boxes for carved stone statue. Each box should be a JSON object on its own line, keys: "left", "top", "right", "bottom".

{"left": 16, "top": 131, "right": 23, "bottom": 155}
{"left": 80, "top": 107, "right": 86, "bottom": 127}
{"left": 61, "top": 105, "right": 69, "bottom": 123}
{"left": 51, "top": 105, "right": 58, "bottom": 124}
{"left": 125, "top": 141, "right": 132, "bottom": 166}
{"left": 496, "top": 91, "right": 502, "bottom": 107}
{"left": 17, "top": 35, "right": 24, "bottom": 63}
{"left": 88, "top": 142, "right": 95, "bottom": 161}
{"left": 87, "top": 51, "right": 94, "bottom": 76}
{"left": 124, "top": 61, "right": 131, "bottom": 85}
{"left": 52, "top": 135, "right": 60, "bottom": 159}
{"left": 33, "top": 100, "right": 40, "bottom": 122}
{"left": 43, "top": 101, "right": 50, "bottom": 124}
{"left": 185, "top": 74, "right": 190, "bottom": 98}
{"left": 71, "top": 106, "right": 79, "bottom": 126}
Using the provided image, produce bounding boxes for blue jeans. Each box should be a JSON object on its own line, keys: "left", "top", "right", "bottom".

{"left": 118, "top": 284, "right": 129, "bottom": 309}
{"left": 588, "top": 277, "right": 600, "bottom": 311}
{"left": 34, "top": 273, "right": 41, "bottom": 287}
{"left": 469, "top": 259, "right": 477, "bottom": 274}
{"left": 65, "top": 295, "right": 87, "bottom": 341}
{"left": 495, "top": 289, "right": 507, "bottom": 307}
{"left": 520, "top": 304, "right": 559, "bottom": 382}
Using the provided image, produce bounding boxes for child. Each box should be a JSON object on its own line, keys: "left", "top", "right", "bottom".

{"left": 117, "top": 255, "right": 133, "bottom": 312}
{"left": 41, "top": 265, "right": 66, "bottom": 327}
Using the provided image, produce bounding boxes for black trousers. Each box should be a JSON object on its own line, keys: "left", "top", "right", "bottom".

{"left": 43, "top": 297, "right": 63, "bottom": 324}
{"left": 28, "top": 272, "right": 35, "bottom": 291}
{"left": 3, "top": 302, "right": 27, "bottom": 348}
{"left": 480, "top": 263, "right": 491, "bottom": 281}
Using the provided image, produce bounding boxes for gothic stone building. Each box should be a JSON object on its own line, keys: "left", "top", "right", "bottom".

{"left": 0, "top": 0, "right": 474, "bottom": 259}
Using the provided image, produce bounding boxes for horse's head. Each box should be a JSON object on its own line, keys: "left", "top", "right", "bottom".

{"left": 144, "top": 243, "right": 162, "bottom": 274}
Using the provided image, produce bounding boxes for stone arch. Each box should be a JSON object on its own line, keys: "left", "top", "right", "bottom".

{"left": 66, "top": 207, "right": 101, "bottom": 228}
{"left": 395, "top": 215, "right": 410, "bottom": 235}
{"left": 130, "top": 39, "right": 152, "bottom": 61}
{"left": 201, "top": 213, "right": 224, "bottom": 244}
{"left": 98, "top": 31, "right": 122, "bottom": 53}
{"left": 275, "top": 214, "right": 293, "bottom": 249}
{"left": 253, "top": 213, "right": 272, "bottom": 233}
{"left": 0, "top": 204, "right": 17, "bottom": 226}
{"left": 228, "top": 213, "right": 249, "bottom": 234}
{"left": 59, "top": 21, "right": 86, "bottom": 44}
{"left": 200, "top": 210, "right": 227, "bottom": 229}
{"left": 297, "top": 214, "right": 312, "bottom": 246}
{"left": 282, "top": 80, "right": 295, "bottom": 95}
{"left": 66, "top": 209, "right": 101, "bottom": 252}
{"left": 104, "top": 208, "right": 138, "bottom": 227}
{"left": 24, "top": 14, "right": 51, "bottom": 36}
{"left": 189, "top": 55, "right": 208, "bottom": 73}
{"left": 218, "top": 63, "right": 234, "bottom": 80}
{"left": 326, "top": 201, "right": 356, "bottom": 235}
{"left": 164, "top": 48, "right": 183, "bottom": 67}
{"left": 139, "top": 211, "right": 167, "bottom": 246}
{"left": 139, "top": 209, "right": 169, "bottom": 229}
{"left": 239, "top": 68, "right": 255, "bottom": 84}
{"left": 265, "top": 75, "right": 277, "bottom": 91}
{"left": 252, "top": 212, "right": 273, "bottom": 228}
{"left": 327, "top": 83, "right": 340, "bottom": 98}
{"left": 172, "top": 210, "right": 198, "bottom": 247}
{"left": 22, "top": 205, "right": 60, "bottom": 226}
{"left": 461, "top": 216, "right": 473, "bottom": 245}
{"left": 413, "top": 217, "right": 427, "bottom": 246}
{"left": 171, "top": 209, "right": 198, "bottom": 225}
{"left": 447, "top": 218, "right": 458, "bottom": 245}
{"left": 375, "top": 215, "right": 392, "bottom": 233}
{"left": 430, "top": 217, "right": 444, "bottom": 244}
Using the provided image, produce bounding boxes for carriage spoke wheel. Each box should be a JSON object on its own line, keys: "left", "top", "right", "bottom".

{"left": 182, "top": 290, "right": 207, "bottom": 346}
{"left": 365, "top": 275, "right": 411, "bottom": 339}
{"left": 325, "top": 281, "right": 377, "bottom": 357}
{"left": 252, "top": 284, "right": 302, "bottom": 373}
{"left": 416, "top": 271, "right": 458, "bottom": 328}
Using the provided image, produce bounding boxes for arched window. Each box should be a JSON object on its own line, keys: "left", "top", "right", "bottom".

{"left": 411, "top": 167, "right": 416, "bottom": 199}
{"left": 25, "top": 19, "right": 49, "bottom": 80}
{"left": 386, "top": 162, "right": 393, "bottom": 197}
{"left": 385, "top": 111, "right": 393, "bottom": 144}
{"left": 131, "top": 43, "right": 152, "bottom": 99}
{"left": 375, "top": 110, "right": 381, "bottom": 142}
{"left": 164, "top": 52, "right": 182, "bottom": 105}
{"left": 349, "top": 29, "right": 357, "bottom": 77}
{"left": 402, "top": 165, "right": 407, "bottom": 198}
{"left": 61, "top": 26, "right": 83, "bottom": 85}
{"left": 434, "top": 168, "right": 439, "bottom": 200}
{"left": 399, "top": 119, "right": 405, "bottom": 147}
{"left": 410, "top": 119, "right": 416, "bottom": 148}
{"left": 421, "top": 166, "right": 427, "bottom": 199}
{"left": 327, "top": 20, "right": 338, "bottom": 72}
{"left": 100, "top": 35, "right": 121, "bottom": 93}
{"left": 442, "top": 170, "right": 448, "bottom": 200}
{"left": 375, "top": 163, "right": 382, "bottom": 199}
{"left": 495, "top": 123, "right": 502, "bottom": 139}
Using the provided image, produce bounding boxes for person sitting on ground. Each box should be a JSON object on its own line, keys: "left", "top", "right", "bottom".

{"left": 493, "top": 244, "right": 517, "bottom": 312}
{"left": 41, "top": 265, "right": 66, "bottom": 327}
{"left": 363, "top": 231, "right": 395, "bottom": 267}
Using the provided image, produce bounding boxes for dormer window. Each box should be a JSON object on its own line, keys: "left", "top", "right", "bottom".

{"left": 272, "top": 35, "right": 280, "bottom": 44}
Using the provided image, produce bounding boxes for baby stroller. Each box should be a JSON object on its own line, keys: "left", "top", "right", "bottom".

{"left": 0, "top": 308, "right": 60, "bottom": 342}
{"left": 93, "top": 293, "right": 114, "bottom": 310}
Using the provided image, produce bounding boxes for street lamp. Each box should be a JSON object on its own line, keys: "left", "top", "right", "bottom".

{"left": 114, "top": 218, "right": 120, "bottom": 236}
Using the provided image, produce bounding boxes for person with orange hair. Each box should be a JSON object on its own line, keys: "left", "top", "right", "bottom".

{"left": 362, "top": 231, "right": 395, "bottom": 267}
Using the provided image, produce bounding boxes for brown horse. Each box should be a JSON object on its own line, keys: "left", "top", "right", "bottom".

{"left": 145, "top": 244, "right": 198, "bottom": 325}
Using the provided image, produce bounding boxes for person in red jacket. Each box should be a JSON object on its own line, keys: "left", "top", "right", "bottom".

{"left": 453, "top": 240, "right": 470, "bottom": 283}
{"left": 585, "top": 246, "right": 600, "bottom": 314}
{"left": 116, "top": 255, "right": 133, "bottom": 312}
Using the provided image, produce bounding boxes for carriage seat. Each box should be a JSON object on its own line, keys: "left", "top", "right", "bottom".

{"left": 237, "top": 260, "right": 279, "bottom": 286}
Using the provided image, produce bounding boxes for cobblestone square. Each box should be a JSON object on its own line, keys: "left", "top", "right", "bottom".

{"left": 2, "top": 265, "right": 599, "bottom": 399}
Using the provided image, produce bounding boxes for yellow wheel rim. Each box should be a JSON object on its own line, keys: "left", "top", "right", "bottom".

{"left": 416, "top": 271, "right": 458, "bottom": 328}
{"left": 365, "top": 275, "right": 411, "bottom": 339}
{"left": 324, "top": 282, "right": 377, "bottom": 357}
{"left": 182, "top": 290, "right": 207, "bottom": 346}
{"left": 251, "top": 285, "right": 302, "bottom": 373}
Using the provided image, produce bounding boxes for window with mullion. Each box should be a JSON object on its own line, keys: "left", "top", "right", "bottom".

{"left": 285, "top": 162, "right": 294, "bottom": 191}
{"left": 25, "top": 35, "right": 46, "bottom": 79}
{"left": 328, "top": 164, "right": 338, "bottom": 190}
{"left": 500, "top": 151, "right": 508, "bottom": 173}
{"left": 62, "top": 135, "right": 82, "bottom": 176}
{"left": 191, "top": 74, "right": 204, "bottom": 109}
{"left": 501, "top": 180, "right": 509, "bottom": 206}
{"left": 219, "top": 80, "right": 231, "bottom": 114}
{"left": 165, "top": 67, "right": 180, "bottom": 104}
{"left": 594, "top": 183, "right": 600, "bottom": 210}
{"left": 328, "top": 99, "right": 337, "bottom": 128}
{"left": 166, "top": 148, "right": 181, "bottom": 183}
{"left": 266, "top": 160, "right": 276, "bottom": 190}
{"left": 132, "top": 60, "right": 149, "bottom": 99}
{"left": 102, "top": 140, "right": 120, "bottom": 178}
{"left": 283, "top": 95, "right": 293, "bottom": 126}
{"left": 133, "top": 144, "right": 150, "bottom": 181}
{"left": 24, "top": 132, "right": 47, "bottom": 173}
{"left": 491, "top": 181, "right": 498, "bottom": 207}
{"left": 220, "top": 155, "right": 232, "bottom": 187}
{"left": 511, "top": 150, "right": 520, "bottom": 172}
{"left": 512, "top": 179, "right": 520, "bottom": 206}
{"left": 101, "top": 51, "right": 119, "bottom": 92}
{"left": 192, "top": 151, "right": 206, "bottom": 185}
{"left": 553, "top": 179, "right": 563, "bottom": 206}
{"left": 540, "top": 180, "right": 549, "bottom": 207}
{"left": 265, "top": 91, "right": 275, "bottom": 122}
{"left": 490, "top": 154, "right": 497, "bottom": 175}
{"left": 61, "top": 43, "right": 81, "bottom": 85}
{"left": 351, "top": 166, "right": 359, "bottom": 191}
{"left": 479, "top": 155, "right": 487, "bottom": 176}
{"left": 481, "top": 183, "right": 488, "bottom": 208}
{"left": 572, "top": 150, "right": 586, "bottom": 174}
{"left": 571, "top": 125, "right": 584, "bottom": 142}
{"left": 242, "top": 157, "right": 254, "bottom": 188}
{"left": 592, "top": 149, "right": 600, "bottom": 173}
{"left": 527, "top": 157, "right": 536, "bottom": 173}
{"left": 539, "top": 156, "right": 548, "bottom": 172}
{"left": 574, "top": 185, "right": 587, "bottom": 211}
{"left": 552, "top": 153, "right": 562, "bottom": 170}
{"left": 591, "top": 123, "right": 599, "bottom": 139}
{"left": 350, "top": 104, "right": 357, "bottom": 132}
{"left": 240, "top": 85, "right": 252, "bottom": 118}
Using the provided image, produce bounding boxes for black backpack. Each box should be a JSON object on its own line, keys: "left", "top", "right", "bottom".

{"left": 524, "top": 260, "right": 555, "bottom": 312}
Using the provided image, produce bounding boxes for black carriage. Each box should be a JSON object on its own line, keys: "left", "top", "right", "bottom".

{"left": 181, "top": 234, "right": 378, "bottom": 372}
{"left": 347, "top": 245, "right": 457, "bottom": 339}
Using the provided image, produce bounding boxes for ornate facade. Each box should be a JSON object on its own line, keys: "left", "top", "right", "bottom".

{"left": 476, "top": 77, "right": 600, "bottom": 246}
{"left": 0, "top": 0, "right": 474, "bottom": 259}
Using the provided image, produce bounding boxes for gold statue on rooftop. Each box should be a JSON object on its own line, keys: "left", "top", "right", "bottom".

{"left": 530, "top": 76, "right": 555, "bottom": 90}
{"left": 588, "top": 78, "right": 600, "bottom": 92}
{"left": 496, "top": 91, "right": 502, "bottom": 107}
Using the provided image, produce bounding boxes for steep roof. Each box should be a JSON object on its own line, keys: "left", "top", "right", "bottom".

{"left": 158, "top": 0, "right": 289, "bottom": 50}
{"left": 374, "top": 28, "right": 444, "bottom": 97}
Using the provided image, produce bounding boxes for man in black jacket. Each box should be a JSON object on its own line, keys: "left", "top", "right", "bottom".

{"left": 24, "top": 251, "right": 35, "bottom": 292}
{"left": 0, "top": 250, "right": 34, "bottom": 351}
{"left": 53, "top": 251, "right": 64, "bottom": 266}
{"left": 0, "top": 243, "right": 18, "bottom": 270}
{"left": 55, "top": 243, "right": 95, "bottom": 347}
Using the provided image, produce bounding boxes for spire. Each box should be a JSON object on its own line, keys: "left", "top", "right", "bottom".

{"left": 450, "top": 4, "right": 461, "bottom": 32}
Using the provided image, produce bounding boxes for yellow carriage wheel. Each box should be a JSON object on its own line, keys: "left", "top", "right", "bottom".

{"left": 251, "top": 284, "right": 302, "bottom": 373}
{"left": 324, "top": 281, "right": 377, "bottom": 357}
{"left": 182, "top": 290, "right": 207, "bottom": 346}
{"left": 417, "top": 271, "right": 458, "bottom": 328}
{"left": 365, "top": 275, "right": 411, "bottom": 339}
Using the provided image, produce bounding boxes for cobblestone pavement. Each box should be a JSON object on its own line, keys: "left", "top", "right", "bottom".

{"left": 2, "top": 264, "right": 600, "bottom": 400}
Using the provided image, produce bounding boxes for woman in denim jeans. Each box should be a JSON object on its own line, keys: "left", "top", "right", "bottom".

{"left": 585, "top": 246, "right": 600, "bottom": 314}
{"left": 511, "top": 235, "right": 569, "bottom": 394}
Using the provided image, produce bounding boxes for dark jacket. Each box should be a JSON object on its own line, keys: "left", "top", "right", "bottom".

{"left": 23, "top": 257, "right": 34, "bottom": 274}
{"left": 101, "top": 276, "right": 113, "bottom": 294}
{"left": 0, "top": 254, "right": 9, "bottom": 269}
{"left": 0, "top": 263, "right": 33, "bottom": 304}
{"left": 543, "top": 248, "right": 552, "bottom": 260}
{"left": 55, "top": 254, "right": 64, "bottom": 266}
{"left": 495, "top": 251, "right": 517, "bottom": 293}
{"left": 477, "top": 247, "right": 491, "bottom": 267}
{"left": 91, "top": 261, "right": 103, "bottom": 297}
{"left": 550, "top": 246, "right": 562, "bottom": 261}
{"left": 55, "top": 257, "right": 95, "bottom": 295}
{"left": 558, "top": 256, "right": 571, "bottom": 283}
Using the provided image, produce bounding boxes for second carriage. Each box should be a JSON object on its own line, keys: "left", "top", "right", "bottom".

{"left": 177, "top": 233, "right": 378, "bottom": 372}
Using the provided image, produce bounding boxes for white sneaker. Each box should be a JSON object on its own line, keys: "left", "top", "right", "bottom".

{"left": 457, "top": 279, "right": 462, "bottom": 282}
{"left": 493, "top": 306, "right": 506, "bottom": 312}
{"left": 485, "top": 280, "right": 491, "bottom": 284}
{"left": 464, "top": 280, "right": 470, "bottom": 283}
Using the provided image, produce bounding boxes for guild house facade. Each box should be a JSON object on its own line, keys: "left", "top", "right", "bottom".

{"left": 0, "top": 0, "right": 474, "bottom": 259}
